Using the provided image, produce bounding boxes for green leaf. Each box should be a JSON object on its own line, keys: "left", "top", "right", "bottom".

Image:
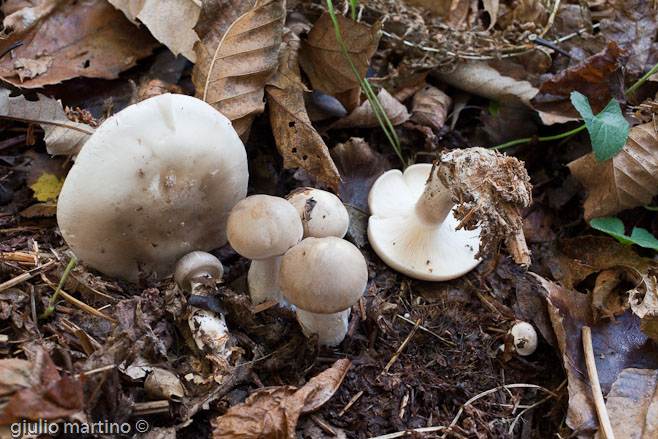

{"left": 570, "top": 91, "right": 630, "bottom": 162}
{"left": 590, "top": 217, "right": 658, "bottom": 250}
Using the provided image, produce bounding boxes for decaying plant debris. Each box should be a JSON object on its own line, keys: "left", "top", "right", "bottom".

{"left": 1, "top": 0, "right": 658, "bottom": 438}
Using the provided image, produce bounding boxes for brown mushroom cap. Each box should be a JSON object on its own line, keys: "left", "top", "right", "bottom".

{"left": 174, "top": 251, "right": 224, "bottom": 292}
{"left": 226, "top": 195, "right": 303, "bottom": 260}
{"left": 57, "top": 94, "right": 248, "bottom": 282}
{"left": 279, "top": 237, "right": 367, "bottom": 314}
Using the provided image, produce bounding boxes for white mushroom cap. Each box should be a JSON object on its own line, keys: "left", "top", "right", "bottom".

{"left": 57, "top": 93, "right": 248, "bottom": 282}
{"left": 174, "top": 251, "right": 224, "bottom": 292}
{"left": 286, "top": 188, "right": 349, "bottom": 238}
{"left": 279, "top": 237, "right": 367, "bottom": 313}
{"left": 226, "top": 195, "right": 303, "bottom": 260}
{"left": 367, "top": 163, "right": 481, "bottom": 281}
{"left": 510, "top": 322, "right": 538, "bottom": 356}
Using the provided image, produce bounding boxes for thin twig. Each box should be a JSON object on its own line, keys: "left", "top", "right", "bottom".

{"left": 538, "top": 0, "right": 561, "bottom": 38}
{"left": 338, "top": 390, "right": 363, "bottom": 416}
{"left": 0, "top": 260, "right": 56, "bottom": 292}
{"left": 582, "top": 326, "right": 615, "bottom": 439}
{"left": 380, "top": 318, "right": 421, "bottom": 375}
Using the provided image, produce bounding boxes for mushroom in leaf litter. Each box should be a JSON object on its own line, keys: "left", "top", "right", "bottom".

{"left": 368, "top": 147, "right": 532, "bottom": 281}
{"left": 510, "top": 321, "right": 538, "bottom": 356}
{"left": 286, "top": 187, "right": 349, "bottom": 239}
{"left": 227, "top": 195, "right": 303, "bottom": 305}
{"left": 174, "top": 251, "right": 233, "bottom": 362}
{"left": 279, "top": 237, "right": 368, "bottom": 346}
{"left": 57, "top": 93, "right": 248, "bottom": 282}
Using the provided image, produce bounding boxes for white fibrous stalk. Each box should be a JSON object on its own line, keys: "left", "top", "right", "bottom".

{"left": 296, "top": 308, "right": 351, "bottom": 347}
{"left": 248, "top": 257, "right": 283, "bottom": 305}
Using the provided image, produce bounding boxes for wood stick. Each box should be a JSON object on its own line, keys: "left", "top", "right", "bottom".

{"left": 582, "top": 326, "right": 615, "bottom": 439}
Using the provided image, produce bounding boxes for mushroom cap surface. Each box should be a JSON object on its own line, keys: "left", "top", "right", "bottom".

{"left": 287, "top": 188, "right": 349, "bottom": 238}
{"left": 367, "top": 163, "right": 481, "bottom": 281}
{"left": 279, "top": 236, "right": 367, "bottom": 314}
{"left": 57, "top": 93, "right": 248, "bottom": 282}
{"left": 510, "top": 322, "right": 538, "bottom": 356}
{"left": 174, "top": 251, "right": 224, "bottom": 292}
{"left": 226, "top": 195, "right": 303, "bottom": 260}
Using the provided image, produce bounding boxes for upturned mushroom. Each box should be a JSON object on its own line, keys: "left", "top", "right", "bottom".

{"left": 174, "top": 251, "right": 232, "bottom": 361}
{"left": 226, "top": 195, "right": 303, "bottom": 305}
{"left": 279, "top": 237, "right": 367, "bottom": 346}
{"left": 57, "top": 93, "right": 248, "bottom": 282}
{"left": 367, "top": 163, "right": 481, "bottom": 281}
{"left": 286, "top": 188, "right": 349, "bottom": 238}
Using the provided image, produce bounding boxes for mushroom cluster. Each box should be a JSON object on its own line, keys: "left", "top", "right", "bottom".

{"left": 57, "top": 93, "right": 248, "bottom": 282}
{"left": 227, "top": 188, "right": 367, "bottom": 346}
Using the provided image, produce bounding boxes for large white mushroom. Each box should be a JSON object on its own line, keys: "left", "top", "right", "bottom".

{"left": 368, "top": 163, "right": 481, "bottom": 281}
{"left": 56, "top": 93, "right": 248, "bottom": 282}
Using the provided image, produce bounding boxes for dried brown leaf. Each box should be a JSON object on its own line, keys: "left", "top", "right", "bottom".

{"left": 403, "top": 0, "right": 454, "bottom": 16}
{"left": 329, "top": 88, "right": 409, "bottom": 130}
{"left": 601, "top": 368, "right": 658, "bottom": 439}
{"left": 0, "top": 347, "right": 84, "bottom": 424}
{"left": 434, "top": 62, "right": 538, "bottom": 107}
{"left": 298, "top": 12, "right": 380, "bottom": 96}
{"left": 211, "top": 359, "right": 350, "bottom": 439}
{"left": 192, "top": 0, "right": 285, "bottom": 141}
{"left": 482, "top": 0, "right": 499, "bottom": 29}
{"left": 0, "top": 358, "right": 32, "bottom": 397}
{"left": 0, "top": 89, "right": 94, "bottom": 155}
{"left": 109, "top": 0, "right": 200, "bottom": 61}
{"left": 266, "top": 30, "right": 340, "bottom": 191}
{"left": 568, "top": 123, "right": 658, "bottom": 221}
{"left": 0, "top": 0, "right": 159, "bottom": 88}
{"left": 532, "top": 42, "right": 626, "bottom": 119}
{"left": 410, "top": 84, "right": 452, "bottom": 131}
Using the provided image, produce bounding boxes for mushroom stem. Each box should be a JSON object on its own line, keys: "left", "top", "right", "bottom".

{"left": 248, "top": 257, "right": 284, "bottom": 305}
{"left": 296, "top": 308, "right": 351, "bottom": 347}
{"left": 414, "top": 173, "right": 454, "bottom": 228}
{"left": 187, "top": 280, "right": 231, "bottom": 361}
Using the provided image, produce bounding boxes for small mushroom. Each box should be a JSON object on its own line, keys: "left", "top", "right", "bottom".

{"left": 286, "top": 188, "right": 349, "bottom": 238}
{"left": 510, "top": 322, "right": 538, "bottom": 356}
{"left": 367, "top": 163, "right": 481, "bottom": 281}
{"left": 279, "top": 237, "right": 367, "bottom": 346}
{"left": 57, "top": 93, "right": 248, "bottom": 282}
{"left": 226, "top": 195, "right": 303, "bottom": 305}
{"left": 174, "top": 251, "right": 231, "bottom": 360}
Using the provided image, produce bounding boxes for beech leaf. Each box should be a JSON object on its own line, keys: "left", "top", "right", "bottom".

{"left": 298, "top": 12, "right": 381, "bottom": 96}
{"left": 329, "top": 88, "right": 409, "bottom": 130}
{"left": 590, "top": 217, "right": 658, "bottom": 251}
{"left": 568, "top": 122, "right": 658, "bottom": 220}
{"left": 192, "top": 0, "right": 285, "bottom": 141}
{"left": 570, "top": 91, "right": 629, "bottom": 162}
{"left": 108, "top": 0, "right": 201, "bottom": 61}
{"left": 266, "top": 30, "right": 340, "bottom": 191}
{"left": 604, "top": 368, "right": 658, "bottom": 439}
{"left": 0, "top": 89, "right": 94, "bottom": 156}
{"left": 0, "top": 0, "right": 159, "bottom": 88}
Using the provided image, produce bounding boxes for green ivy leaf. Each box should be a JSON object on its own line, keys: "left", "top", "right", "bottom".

{"left": 590, "top": 217, "right": 658, "bottom": 250}
{"left": 570, "top": 91, "right": 629, "bottom": 162}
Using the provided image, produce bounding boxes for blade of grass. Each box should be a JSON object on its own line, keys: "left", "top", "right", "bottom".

{"left": 40, "top": 255, "right": 77, "bottom": 319}
{"left": 326, "top": 0, "right": 407, "bottom": 166}
{"left": 349, "top": 0, "right": 358, "bottom": 20}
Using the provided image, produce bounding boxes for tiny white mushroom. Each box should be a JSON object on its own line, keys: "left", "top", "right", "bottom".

{"left": 279, "top": 237, "right": 367, "bottom": 346}
{"left": 57, "top": 93, "right": 248, "bottom": 282}
{"left": 510, "top": 322, "right": 538, "bottom": 356}
{"left": 174, "top": 251, "right": 231, "bottom": 361}
{"left": 367, "top": 163, "right": 481, "bottom": 281}
{"left": 286, "top": 188, "right": 349, "bottom": 238}
{"left": 227, "top": 195, "right": 303, "bottom": 305}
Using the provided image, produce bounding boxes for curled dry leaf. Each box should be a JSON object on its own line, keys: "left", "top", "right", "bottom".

{"left": 0, "top": 0, "right": 159, "bottom": 88}
{"left": 601, "top": 368, "right": 658, "bottom": 439}
{"left": 0, "top": 89, "right": 94, "bottom": 156}
{"left": 144, "top": 368, "right": 185, "bottom": 401}
{"left": 109, "top": 0, "right": 200, "bottom": 61}
{"left": 299, "top": 12, "right": 381, "bottom": 96}
{"left": 531, "top": 42, "right": 626, "bottom": 120}
{"left": 436, "top": 147, "right": 533, "bottom": 265}
{"left": 567, "top": 122, "right": 658, "bottom": 221}
{"left": 434, "top": 62, "right": 538, "bottom": 108}
{"left": 266, "top": 29, "right": 341, "bottom": 191}
{"left": 329, "top": 88, "right": 409, "bottom": 130}
{"left": 211, "top": 359, "right": 350, "bottom": 439}
{"left": 410, "top": 84, "right": 452, "bottom": 131}
{"left": 0, "top": 347, "right": 84, "bottom": 424}
{"left": 482, "top": 0, "right": 499, "bottom": 30}
{"left": 192, "top": 0, "right": 285, "bottom": 141}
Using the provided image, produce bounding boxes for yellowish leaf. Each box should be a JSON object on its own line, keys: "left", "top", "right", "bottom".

{"left": 29, "top": 173, "right": 64, "bottom": 202}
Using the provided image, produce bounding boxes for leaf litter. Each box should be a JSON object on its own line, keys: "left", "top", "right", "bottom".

{"left": 0, "top": 0, "right": 658, "bottom": 438}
